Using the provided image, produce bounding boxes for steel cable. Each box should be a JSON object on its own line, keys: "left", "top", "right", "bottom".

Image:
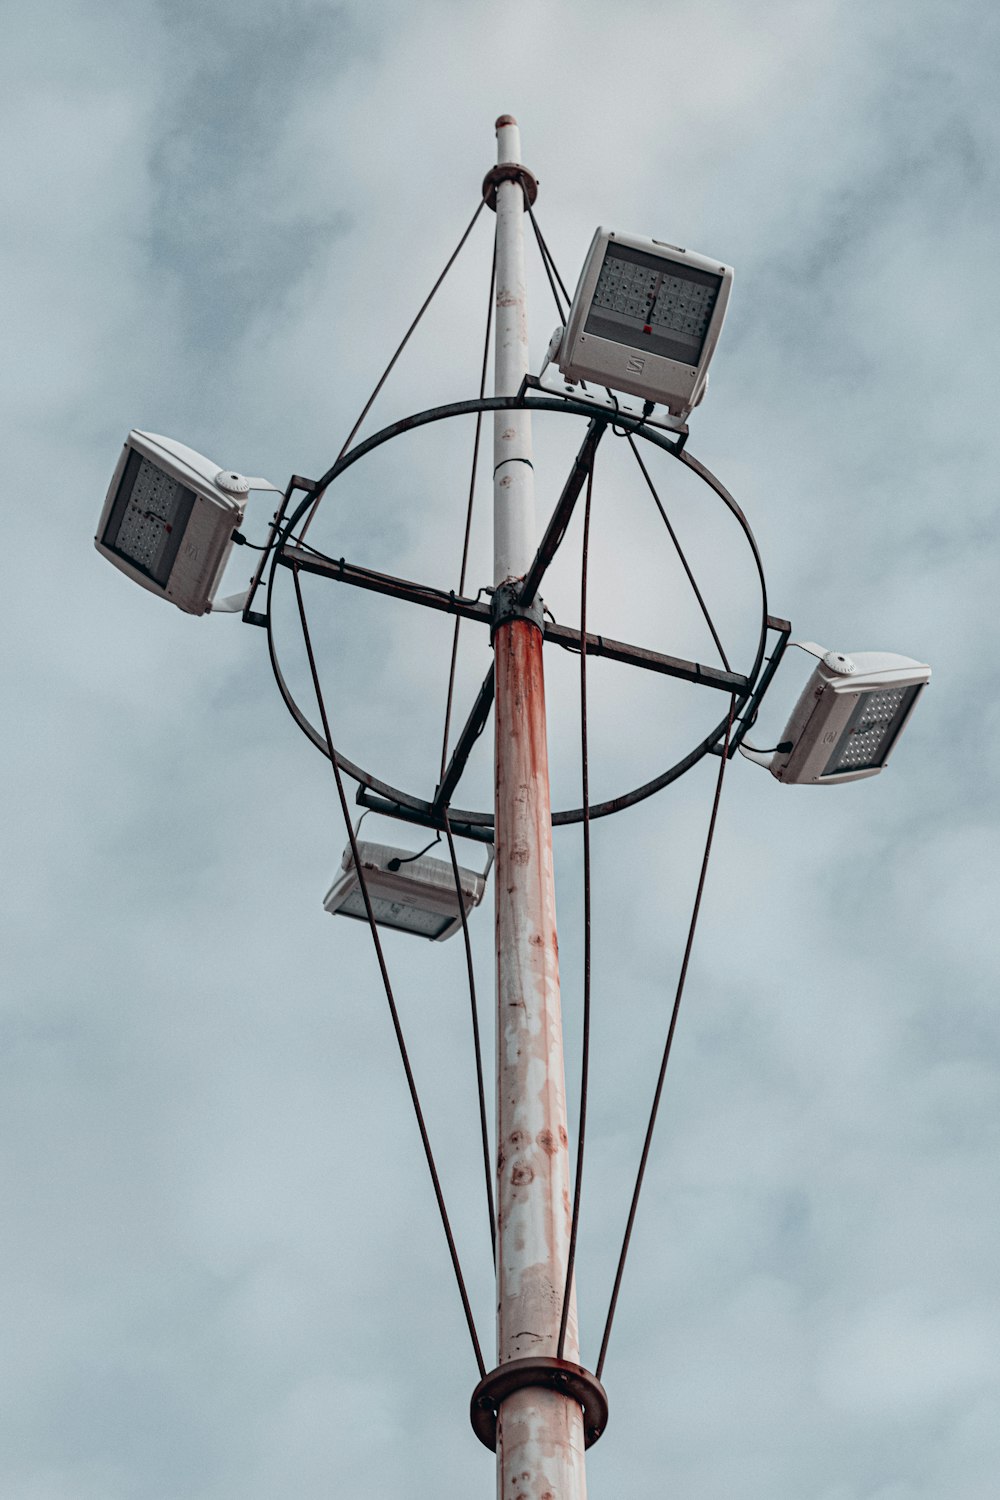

{"left": 434, "top": 229, "right": 499, "bottom": 1266}
{"left": 595, "top": 694, "right": 737, "bottom": 1381}
{"left": 557, "top": 458, "right": 595, "bottom": 1360}
{"left": 443, "top": 809, "right": 497, "bottom": 1263}
{"left": 291, "top": 566, "right": 487, "bottom": 1379}
{"left": 527, "top": 204, "right": 573, "bottom": 321}
{"left": 439, "top": 235, "right": 496, "bottom": 777}
{"left": 299, "top": 195, "right": 489, "bottom": 543}
{"left": 627, "top": 434, "right": 731, "bottom": 673}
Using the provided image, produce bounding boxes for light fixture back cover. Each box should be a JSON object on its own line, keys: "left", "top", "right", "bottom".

{"left": 324, "top": 840, "right": 487, "bottom": 941}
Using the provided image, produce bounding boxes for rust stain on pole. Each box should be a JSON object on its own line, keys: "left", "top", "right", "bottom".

{"left": 495, "top": 617, "right": 587, "bottom": 1496}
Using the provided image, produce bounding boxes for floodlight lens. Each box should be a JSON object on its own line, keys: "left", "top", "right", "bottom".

{"left": 822, "top": 685, "right": 921, "bottom": 776}
{"left": 102, "top": 450, "right": 195, "bottom": 587}
{"left": 337, "top": 889, "right": 452, "bottom": 939}
{"left": 585, "top": 244, "right": 722, "bottom": 366}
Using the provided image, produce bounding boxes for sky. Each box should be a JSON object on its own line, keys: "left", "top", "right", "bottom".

{"left": 3, "top": 1, "right": 999, "bottom": 1497}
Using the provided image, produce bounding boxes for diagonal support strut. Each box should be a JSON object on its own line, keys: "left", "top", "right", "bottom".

{"left": 519, "top": 419, "right": 604, "bottom": 608}
{"left": 435, "top": 667, "right": 496, "bottom": 811}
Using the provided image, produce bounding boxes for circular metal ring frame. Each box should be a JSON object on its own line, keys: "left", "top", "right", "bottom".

{"left": 266, "top": 393, "right": 769, "bottom": 830}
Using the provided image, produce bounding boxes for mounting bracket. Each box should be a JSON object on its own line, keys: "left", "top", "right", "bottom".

{"left": 490, "top": 579, "right": 544, "bottom": 638}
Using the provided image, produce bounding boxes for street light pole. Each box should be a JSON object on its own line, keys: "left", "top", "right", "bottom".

{"left": 492, "top": 114, "right": 588, "bottom": 1500}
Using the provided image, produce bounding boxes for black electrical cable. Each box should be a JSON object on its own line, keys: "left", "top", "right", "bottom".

{"left": 386, "top": 834, "right": 441, "bottom": 870}
{"left": 627, "top": 434, "right": 732, "bottom": 674}
{"left": 595, "top": 694, "right": 736, "bottom": 1382}
{"left": 290, "top": 566, "right": 486, "bottom": 1380}
{"left": 443, "top": 808, "right": 497, "bottom": 1264}
{"left": 299, "top": 194, "right": 489, "bottom": 544}
{"left": 604, "top": 389, "right": 631, "bottom": 438}
{"left": 557, "top": 457, "right": 595, "bottom": 1361}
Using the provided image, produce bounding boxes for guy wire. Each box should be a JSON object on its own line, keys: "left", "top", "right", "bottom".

{"left": 557, "top": 456, "right": 595, "bottom": 1360}
{"left": 300, "top": 194, "right": 489, "bottom": 543}
{"left": 291, "top": 566, "right": 486, "bottom": 1379}
{"left": 596, "top": 694, "right": 737, "bottom": 1381}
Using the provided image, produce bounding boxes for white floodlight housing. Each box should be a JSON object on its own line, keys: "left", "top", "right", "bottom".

{"left": 770, "top": 650, "right": 931, "bottom": 785}
{"left": 558, "top": 228, "right": 734, "bottom": 417}
{"left": 95, "top": 431, "right": 255, "bottom": 615}
{"left": 323, "top": 840, "right": 489, "bottom": 941}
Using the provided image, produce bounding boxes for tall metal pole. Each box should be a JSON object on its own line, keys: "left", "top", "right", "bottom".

{"left": 492, "top": 114, "right": 588, "bottom": 1500}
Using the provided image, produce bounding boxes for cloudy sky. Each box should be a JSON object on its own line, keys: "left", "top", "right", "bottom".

{"left": 4, "top": 1, "right": 999, "bottom": 1496}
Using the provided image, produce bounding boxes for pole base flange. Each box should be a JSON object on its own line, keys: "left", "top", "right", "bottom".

{"left": 470, "top": 1357, "right": 609, "bottom": 1450}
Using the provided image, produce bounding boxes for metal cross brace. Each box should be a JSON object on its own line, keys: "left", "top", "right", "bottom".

{"left": 274, "top": 420, "right": 763, "bottom": 833}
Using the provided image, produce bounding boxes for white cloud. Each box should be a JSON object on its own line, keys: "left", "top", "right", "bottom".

{"left": 3, "top": 1, "right": 998, "bottom": 1496}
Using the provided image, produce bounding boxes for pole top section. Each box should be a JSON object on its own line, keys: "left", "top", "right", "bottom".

{"left": 495, "top": 115, "right": 522, "bottom": 170}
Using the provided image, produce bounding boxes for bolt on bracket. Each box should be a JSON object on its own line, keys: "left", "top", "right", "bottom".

{"left": 490, "top": 579, "right": 545, "bottom": 639}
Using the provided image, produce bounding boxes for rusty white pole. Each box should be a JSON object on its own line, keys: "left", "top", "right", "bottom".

{"left": 492, "top": 114, "right": 588, "bottom": 1500}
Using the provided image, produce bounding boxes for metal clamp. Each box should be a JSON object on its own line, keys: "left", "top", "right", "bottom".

{"left": 470, "top": 1357, "right": 609, "bottom": 1451}
{"left": 490, "top": 579, "right": 545, "bottom": 638}
{"left": 482, "top": 162, "right": 539, "bottom": 210}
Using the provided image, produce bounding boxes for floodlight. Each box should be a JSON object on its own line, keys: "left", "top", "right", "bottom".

{"left": 323, "top": 840, "right": 490, "bottom": 941}
{"left": 768, "top": 648, "right": 931, "bottom": 785}
{"left": 558, "top": 229, "right": 734, "bottom": 417}
{"left": 95, "top": 430, "right": 277, "bottom": 615}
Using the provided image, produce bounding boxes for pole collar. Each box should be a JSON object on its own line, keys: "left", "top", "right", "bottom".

{"left": 490, "top": 579, "right": 544, "bottom": 638}
{"left": 470, "top": 1356, "right": 609, "bottom": 1450}
{"left": 482, "top": 162, "right": 539, "bottom": 210}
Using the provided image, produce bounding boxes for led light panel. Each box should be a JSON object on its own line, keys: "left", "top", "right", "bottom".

{"left": 585, "top": 243, "right": 722, "bottom": 368}
{"left": 822, "top": 685, "right": 921, "bottom": 778}
{"left": 101, "top": 451, "right": 196, "bottom": 587}
{"left": 335, "top": 888, "right": 455, "bottom": 940}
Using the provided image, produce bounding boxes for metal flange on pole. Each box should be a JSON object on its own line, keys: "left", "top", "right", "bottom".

{"left": 488, "top": 114, "right": 592, "bottom": 1500}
